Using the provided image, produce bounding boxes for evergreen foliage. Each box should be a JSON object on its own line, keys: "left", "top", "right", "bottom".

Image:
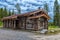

{"left": 53, "top": 0, "right": 60, "bottom": 26}
{"left": 15, "top": 3, "right": 21, "bottom": 14}
{"left": 0, "top": 7, "right": 15, "bottom": 20}
{"left": 44, "top": 3, "right": 49, "bottom": 13}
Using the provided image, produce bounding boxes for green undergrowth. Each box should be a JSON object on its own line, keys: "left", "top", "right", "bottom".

{"left": 47, "top": 26, "right": 60, "bottom": 35}
{"left": 0, "top": 21, "right": 3, "bottom": 28}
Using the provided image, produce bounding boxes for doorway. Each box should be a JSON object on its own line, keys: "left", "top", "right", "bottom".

{"left": 16, "top": 20, "right": 20, "bottom": 29}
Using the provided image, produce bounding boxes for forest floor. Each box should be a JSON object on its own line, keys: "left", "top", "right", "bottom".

{"left": 0, "top": 29, "right": 60, "bottom": 40}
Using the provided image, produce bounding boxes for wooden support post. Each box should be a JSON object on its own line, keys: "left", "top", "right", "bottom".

{"left": 8, "top": 20, "right": 9, "bottom": 28}
{"left": 3, "top": 21, "right": 5, "bottom": 28}
{"left": 38, "top": 18, "right": 40, "bottom": 30}
{"left": 38, "top": 20, "right": 40, "bottom": 30}
{"left": 8, "top": 20, "right": 10, "bottom": 27}
{"left": 4, "top": 21, "right": 6, "bottom": 28}
{"left": 14, "top": 20, "right": 16, "bottom": 29}
{"left": 9, "top": 20, "right": 12, "bottom": 28}
{"left": 11, "top": 20, "right": 13, "bottom": 28}
{"left": 43, "top": 22, "right": 44, "bottom": 29}
{"left": 24, "top": 18, "right": 26, "bottom": 30}
{"left": 12, "top": 20, "right": 13, "bottom": 28}
{"left": 46, "top": 19, "right": 48, "bottom": 30}
{"left": 44, "top": 19, "right": 48, "bottom": 29}
{"left": 10, "top": 20, "right": 12, "bottom": 28}
{"left": 7, "top": 20, "right": 8, "bottom": 28}
{"left": 6, "top": 20, "right": 8, "bottom": 28}
{"left": 8, "top": 20, "right": 10, "bottom": 28}
{"left": 12, "top": 21, "right": 13, "bottom": 28}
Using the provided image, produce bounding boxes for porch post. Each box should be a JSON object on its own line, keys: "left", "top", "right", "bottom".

{"left": 46, "top": 19, "right": 48, "bottom": 29}
{"left": 11, "top": 20, "right": 13, "bottom": 28}
{"left": 8, "top": 20, "right": 9, "bottom": 28}
{"left": 7, "top": 20, "right": 9, "bottom": 28}
{"left": 9, "top": 20, "right": 11, "bottom": 28}
{"left": 14, "top": 20, "right": 16, "bottom": 29}
{"left": 10, "top": 20, "right": 12, "bottom": 28}
{"left": 3, "top": 21, "right": 5, "bottom": 28}
{"left": 24, "top": 18, "right": 27, "bottom": 30}
{"left": 38, "top": 20, "right": 40, "bottom": 30}
{"left": 43, "top": 22, "right": 44, "bottom": 29}
{"left": 7, "top": 20, "right": 8, "bottom": 28}
{"left": 44, "top": 19, "right": 48, "bottom": 29}
{"left": 4, "top": 21, "right": 6, "bottom": 28}
{"left": 8, "top": 20, "right": 10, "bottom": 28}
{"left": 12, "top": 20, "right": 14, "bottom": 28}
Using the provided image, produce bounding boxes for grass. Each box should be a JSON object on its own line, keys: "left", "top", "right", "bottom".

{"left": 0, "top": 21, "right": 3, "bottom": 28}
{"left": 47, "top": 26, "right": 60, "bottom": 35}
{"left": 48, "top": 26, "right": 59, "bottom": 30}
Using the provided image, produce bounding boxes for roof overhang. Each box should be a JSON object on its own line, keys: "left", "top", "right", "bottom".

{"left": 28, "top": 14, "right": 50, "bottom": 20}
{"left": 2, "top": 9, "right": 50, "bottom": 21}
{"left": 2, "top": 16, "right": 17, "bottom": 21}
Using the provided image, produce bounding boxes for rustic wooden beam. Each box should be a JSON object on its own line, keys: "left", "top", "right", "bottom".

{"left": 8, "top": 20, "right": 9, "bottom": 28}
{"left": 10, "top": 20, "right": 12, "bottom": 28}
{"left": 12, "top": 20, "right": 14, "bottom": 28}
{"left": 38, "top": 19, "right": 40, "bottom": 30}
{"left": 46, "top": 19, "right": 48, "bottom": 30}
{"left": 3, "top": 21, "right": 5, "bottom": 28}
{"left": 14, "top": 20, "right": 16, "bottom": 29}
{"left": 24, "top": 18, "right": 27, "bottom": 30}
{"left": 4, "top": 21, "right": 6, "bottom": 28}
{"left": 9, "top": 20, "right": 11, "bottom": 28}
{"left": 44, "top": 19, "right": 48, "bottom": 29}
{"left": 11, "top": 20, "right": 13, "bottom": 28}
{"left": 6, "top": 20, "right": 8, "bottom": 28}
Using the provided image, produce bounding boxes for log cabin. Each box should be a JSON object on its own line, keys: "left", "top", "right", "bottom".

{"left": 2, "top": 9, "right": 50, "bottom": 31}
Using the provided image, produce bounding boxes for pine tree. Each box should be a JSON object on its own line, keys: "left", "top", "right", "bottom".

{"left": 3, "top": 7, "right": 8, "bottom": 17}
{"left": 15, "top": 3, "right": 21, "bottom": 14}
{"left": 12, "top": 9, "right": 14, "bottom": 15}
{"left": 44, "top": 3, "right": 49, "bottom": 13}
{"left": 8, "top": 9, "right": 11, "bottom": 16}
{"left": 53, "top": 0, "right": 60, "bottom": 26}
{"left": 59, "top": 5, "right": 60, "bottom": 26}
{"left": 0, "top": 8, "right": 4, "bottom": 18}
{"left": 0, "top": 8, "right": 2, "bottom": 18}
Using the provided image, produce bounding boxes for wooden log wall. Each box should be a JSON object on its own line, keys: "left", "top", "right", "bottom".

{"left": 37, "top": 17, "right": 48, "bottom": 30}
{"left": 33, "top": 19, "right": 38, "bottom": 31}
{"left": 18, "top": 17, "right": 26, "bottom": 29}
{"left": 26, "top": 19, "right": 34, "bottom": 30}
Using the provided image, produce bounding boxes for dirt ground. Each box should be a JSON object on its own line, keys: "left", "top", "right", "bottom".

{"left": 0, "top": 29, "right": 60, "bottom": 40}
